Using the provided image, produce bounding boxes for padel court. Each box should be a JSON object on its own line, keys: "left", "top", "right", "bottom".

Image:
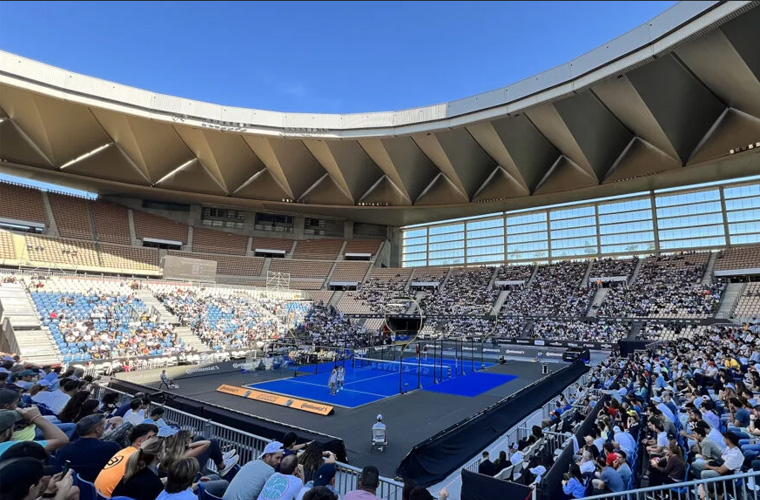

{"left": 247, "top": 356, "right": 518, "bottom": 408}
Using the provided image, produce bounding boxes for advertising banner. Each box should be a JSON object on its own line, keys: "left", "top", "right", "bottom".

{"left": 216, "top": 384, "right": 334, "bottom": 416}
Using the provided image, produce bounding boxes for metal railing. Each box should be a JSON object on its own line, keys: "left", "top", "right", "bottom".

{"left": 91, "top": 384, "right": 404, "bottom": 499}
{"left": 581, "top": 468, "right": 760, "bottom": 500}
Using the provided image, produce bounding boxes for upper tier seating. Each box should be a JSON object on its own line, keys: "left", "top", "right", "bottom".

{"left": 49, "top": 194, "right": 94, "bottom": 240}
{"left": 715, "top": 245, "right": 760, "bottom": 272}
{"left": 597, "top": 252, "right": 722, "bottom": 318}
{"left": 0, "top": 182, "right": 47, "bottom": 224}
{"left": 500, "top": 260, "right": 594, "bottom": 317}
{"left": 251, "top": 236, "right": 294, "bottom": 254}
{"left": 91, "top": 201, "right": 131, "bottom": 245}
{"left": 495, "top": 264, "right": 534, "bottom": 282}
{"left": 330, "top": 261, "right": 371, "bottom": 283}
{"left": 732, "top": 282, "right": 760, "bottom": 321}
{"left": 411, "top": 266, "right": 450, "bottom": 282}
{"left": 0, "top": 229, "right": 15, "bottom": 260}
{"left": 421, "top": 267, "right": 497, "bottom": 315}
{"left": 531, "top": 320, "right": 629, "bottom": 342}
{"left": 24, "top": 235, "right": 100, "bottom": 268}
{"left": 589, "top": 257, "right": 639, "bottom": 279}
{"left": 168, "top": 250, "right": 264, "bottom": 277}
{"left": 99, "top": 243, "right": 160, "bottom": 272}
{"left": 307, "top": 290, "right": 334, "bottom": 305}
{"left": 133, "top": 210, "right": 188, "bottom": 244}
{"left": 292, "top": 239, "right": 343, "bottom": 260}
{"left": 335, "top": 267, "right": 412, "bottom": 314}
{"left": 269, "top": 258, "right": 333, "bottom": 280}
{"left": 192, "top": 227, "right": 248, "bottom": 256}
{"left": 343, "top": 239, "right": 382, "bottom": 255}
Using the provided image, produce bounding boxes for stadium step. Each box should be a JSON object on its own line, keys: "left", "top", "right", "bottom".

{"left": 9, "top": 329, "right": 60, "bottom": 365}
{"left": 135, "top": 289, "right": 180, "bottom": 325}
{"left": 702, "top": 251, "right": 719, "bottom": 284}
{"left": 174, "top": 325, "right": 211, "bottom": 353}
{"left": 579, "top": 260, "right": 593, "bottom": 288}
{"left": 492, "top": 290, "right": 509, "bottom": 316}
{"left": 629, "top": 257, "right": 644, "bottom": 284}
{"left": 0, "top": 282, "right": 41, "bottom": 329}
{"left": 716, "top": 282, "right": 746, "bottom": 320}
{"left": 526, "top": 264, "right": 539, "bottom": 288}
{"left": 329, "top": 291, "right": 343, "bottom": 307}
{"left": 587, "top": 288, "right": 609, "bottom": 316}
{"left": 260, "top": 257, "right": 272, "bottom": 277}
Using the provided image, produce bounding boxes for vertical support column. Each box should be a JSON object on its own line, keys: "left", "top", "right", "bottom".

{"left": 546, "top": 211, "right": 553, "bottom": 263}
{"left": 650, "top": 194, "right": 660, "bottom": 254}
{"left": 719, "top": 186, "right": 731, "bottom": 247}
{"left": 594, "top": 203, "right": 601, "bottom": 257}
{"left": 503, "top": 213, "right": 509, "bottom": 265}
{"left": 293, "top": 216, "right": 305, "bottom": 239}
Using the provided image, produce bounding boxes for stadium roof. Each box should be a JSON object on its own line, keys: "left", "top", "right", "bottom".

{"left": 1, "top": 1, "right": 759, "bottom": 226}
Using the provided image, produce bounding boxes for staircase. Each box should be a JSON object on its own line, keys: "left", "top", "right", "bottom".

{"left": 174, "top": 326, "right": 210, "bottom": 353}
{"left": 715, "top": 282, "right": 746, "bottom": 320}
{"left": 587, "top": 288, "right": 609, "bottom": 317}
{"left": 492, "top": 290, "right": 509, "bottom": 316}
{"left": 406, "top": 290, "right": 426, "bottom": 315}
{"left": 260, "top": 258, "right": 272, "bottom": 277}
{"left": 628, "top": 321, "right": 642, "bottom": 340}
{"left": 580, "top": 261, "right": 593, "bottom": 288}
{"left": 134, "top": 289, "right": 179, "bottom": 325}
{"left": 629, "top": 257, "right": 644, "bottom": 284}
{"left": 0, "top": 283, "right": 58, "bottom": 364}
{"left": 329, "top": 291, "right": 343, "bottom": 307}
{"left": 526, "top": 264, "right": 539, "bottom": 288}
{"left": 702, "top": 252, "right": 719, "bottom": 284}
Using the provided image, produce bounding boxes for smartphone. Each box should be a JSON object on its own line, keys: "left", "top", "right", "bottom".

{"left": 61, "top": 460, "right": 71, "bottom": 476}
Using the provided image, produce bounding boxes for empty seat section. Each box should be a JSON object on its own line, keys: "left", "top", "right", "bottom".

{"left": 168, "top": 251, "right": 263, "bottom": 277}
{"left": 251, "top": 237, "right": 294, "bottom": 255}
{"left": 733, "top": 283, "right": 760, "bottom": 320}
{"left": 0, "top": 229, "right": 15, "bottom": 260}
{"left": 99, "top": 243, "right": 160, "bottom": 272}
{"left": 49, "top": 194, "right": 93, "bottom": 240}
{"left": 91, "top": 201, "right": 131, "bottom": 245}
{"left": 331, "top": 261, "right": 371, "bottom": 283}
{"left": 270, "top": 258, "right": 333, "bottom": 280}
{"left": 308, "top": 291, "right": 334, "bottom": 304}
{"left": 343, "top": 239, "right": 381, "bottom": 255}
{"left": 715, "top": 246, "right": 760, "bottom": 271}
{"left": 133, "top": 210, "right": 188, "bottom": 244}
{"left": 411, "top": 266, "right": 450, "bottom": 282}
{"left": 25, "top": 235, "right": 100, "bottom": 268}
{"left": 192, "top": 227, "right": 248, "bottom": 255}
{"left": 0, "top": 182, "right": 47, "bottom": 225}
{"left": 292, "top": 239, "right": 343, "bottom": 260}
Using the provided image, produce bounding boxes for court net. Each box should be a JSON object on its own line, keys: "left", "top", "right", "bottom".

{"left": 354, "top": 356, "right": 452, "bottom": 380}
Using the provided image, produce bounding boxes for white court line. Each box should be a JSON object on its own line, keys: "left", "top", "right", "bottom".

{"left": 271, "top": 378, "right": 389, "bottom": 399}
{"left": 344, "top": 371, "right": 398, "bottom": 385}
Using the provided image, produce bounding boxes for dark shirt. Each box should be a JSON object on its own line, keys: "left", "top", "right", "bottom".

{"left": 112, "top": 467, "right": 164, "bottom": 500}
{"left": 55, "top": 438, "right": 121, "bottom": 482}
{"left": 114, "top": 401, "right": 132, "bottom": 418}
{"left": 478, "top": 459, "right": 497, "bottom": 476}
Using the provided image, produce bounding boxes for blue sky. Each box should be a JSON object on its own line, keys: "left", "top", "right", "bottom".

{"left": 0, "top": 1, "right": 677, "bottom": 114}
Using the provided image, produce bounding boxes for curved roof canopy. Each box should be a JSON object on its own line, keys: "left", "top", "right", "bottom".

{"left": 1, "top": 1, "right": 760, "bottom": 226}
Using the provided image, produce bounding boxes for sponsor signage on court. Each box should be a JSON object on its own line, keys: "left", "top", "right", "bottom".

{"left": 216, "top": 385, "right": 334, "bottom": 416}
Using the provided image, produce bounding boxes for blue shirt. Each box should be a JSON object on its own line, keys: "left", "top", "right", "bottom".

{"left": 601, "top": 466, "right": 625, "bottom": 492}
{"left": 735, "top": 408, "right": 751, "bottom": 427}
{"left": 562, "top": 477, "right": 586, "bottom": 498}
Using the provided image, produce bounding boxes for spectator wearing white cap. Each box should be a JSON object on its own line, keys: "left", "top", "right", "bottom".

{"left": 509, "top": 443, "right": 523, "bottom": 466}
{"left": 223, "top": 441, "right": 284, "bottom": 500}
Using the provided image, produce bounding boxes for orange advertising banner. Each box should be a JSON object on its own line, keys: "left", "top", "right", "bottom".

{"left": 216, "top": 385, "right": 334, "bottom": 416}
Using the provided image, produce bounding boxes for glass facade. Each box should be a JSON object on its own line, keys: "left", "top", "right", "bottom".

{"left": 401, "top": 178, "right": 760, "bottom": 267}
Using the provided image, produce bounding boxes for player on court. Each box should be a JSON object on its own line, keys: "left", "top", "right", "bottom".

{"left": 329, "top": 367, "right": 338, "bottom": 395}
{"left": 336, "top": 365, "right": 345, "bottom": 392}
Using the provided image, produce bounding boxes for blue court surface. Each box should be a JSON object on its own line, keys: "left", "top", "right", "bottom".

{"left": 247, "top": 357, "right": 518, "bottom": 408}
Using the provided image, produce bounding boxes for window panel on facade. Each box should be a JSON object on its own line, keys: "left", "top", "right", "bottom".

{"left": 552, "top": 246, "right": 598, "bottom": 258}
{"left": 657, "top": 212, "right": 724, "bottom": 230}
{"left": 467, "top": 245, "right": 504, "bottom": 257}
{"left": 404, "top": 260, "right": 428, "bottom": 267}
{"left": 429, "top": 240, "right": 464, "bottom": 252}
{"left": 599, "top": 221, "right": 654, "bottom": 235}
{"left": 729, "top": 222, "right": 760, "bottom": 236}
{"left": 659, "top": 236, "right": 726, "bottom": 250}
{"left": 550, "top": 206, "right": 595, "bottom": 220}
{"left": 403, "top": 244, "right": 427, "bottom": 255}
{"left": 508, "top": 251, "right": 549, "bottom": 261}
{"left": 428, "top": 232, "right": 464, "bottom": 244}
{"left": 598, "top": 198, "right": 651, "bottom": 215}
{"left": 656, "top": 189, "right": 720, "bottom": 208}
{"left": 508, "top": 222, "right": 548, "bottom": 235}
{"left": 726, "top": 197, "right": 760, "bottom": 211}
{"left": 601, "top": 243, "right": 656, "bottom": 254}
{"left": 508, "top": 241, "right": 549, "bottom": 253}
{"left": 731, "top": 234, "right": 760, "bottom": 245}
{"left": 507, "top": 231, "right": 549, "bottom": 244}
{"left": 429, "top": 249, "right": 464, "bottom": 260}
{"left": 467, "top": 236, "right": 504, "bottom": 248}
{"left": 551, "top": 225, "right": 597, "bottom": 240}
{"left": 402, "top": 251, "right": 426, "bottom": 262}
{"left": 659, "top": 225, "right": 724, "bottom": 241}
{"left": 404, "top": 228, "right": 426, "bottom": 239}
{"left": 724, "top": 184, "right": 760, "bottom": 199}
{"left": 656, "top": 201, "right": 722, "bottom": 219}
{"left": 507, "top": 212, "right": 546, "bottom": 226}
{"left": 467, "top": 218, "right": 504, "bottom": 230}
{"left": 429, "top": 257, "right": 464, "bottom": 266}
{"left": 467, "top": 254, "right": 502, "bottom": 264}
{"left": 600, "top": 231, "right": 654, "bottom": 246}
{"left": 727, "top": 208, "right": 760, "bottom": 223}
{"left": 552, "top": 236, "right": 598, "bottom": 250}
{"left": 550, "top": 216, "right": 597, "bottom": 231}
{"left": 403, "top": 236, "right": 427, "bottom": 246}
{"left": 429, "top": 223, "right": 464, "bottom": 235}
{"left": 598, "top": 209, "right": 653, "bottom": 225}
{"left": 467, "top": 227, "right": 504, "bottom": 240}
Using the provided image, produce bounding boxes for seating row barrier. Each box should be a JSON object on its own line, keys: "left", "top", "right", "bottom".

{"left": 91, "top": 385, "right": 405, "bottom": 499}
